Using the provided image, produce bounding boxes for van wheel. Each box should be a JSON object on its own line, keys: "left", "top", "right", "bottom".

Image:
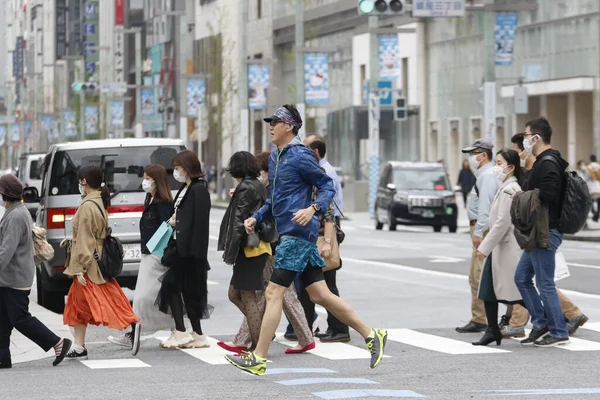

{"left": 448, "top": 224, "right": 458, "bottom": 233}
{"left": 433, "top": 225, "right": 443, "bottom": 233}
{"left": 37, "top": 270, "right": 65, "bottom": 314}
{"left": 388, "top": 211, "right": 397, "bottom": 231}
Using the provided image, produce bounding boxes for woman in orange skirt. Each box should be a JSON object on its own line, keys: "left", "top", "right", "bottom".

{"left": 62, "top": 166, "right": 139, "bottom": 360}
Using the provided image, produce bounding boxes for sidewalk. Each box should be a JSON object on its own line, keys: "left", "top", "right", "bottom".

{"left": 564, "top": 219, "right": 600, "bottom": 242}
{"left": 10, "top": 300, "right": 73, "bottom": 364}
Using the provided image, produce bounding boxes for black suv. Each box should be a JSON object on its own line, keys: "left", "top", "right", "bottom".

{"left": 375, "top": 161, "right": 458, "bottom": 232}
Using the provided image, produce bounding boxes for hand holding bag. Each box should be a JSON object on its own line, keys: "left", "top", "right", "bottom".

{"left": 147, "top": 222, "right": 174, "bottom": 257}
{"left": 318, "top": 227, "right": 341, "bottom": 272}
{"left": 244, "top": 232, "right": 272, "bottom": 258}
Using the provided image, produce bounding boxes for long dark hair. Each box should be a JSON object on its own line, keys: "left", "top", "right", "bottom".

{"left": 144, "top": 164, "right": 173, "bottom": 204}
{"left": 77, "top": 166, "right": 110, "bottom": 209}
{"left": 496, "top": 148, "right": 522, "bottom": 184}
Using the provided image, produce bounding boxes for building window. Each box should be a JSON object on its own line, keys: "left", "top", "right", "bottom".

{"left": 254, "top": 53, "right": 263, "bottom": 60}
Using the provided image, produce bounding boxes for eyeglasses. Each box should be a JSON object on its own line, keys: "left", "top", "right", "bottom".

{"left": 269, "top": 120, "right": 295, "bottom": 127}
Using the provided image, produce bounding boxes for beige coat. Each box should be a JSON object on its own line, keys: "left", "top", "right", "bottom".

{"left": 477, "top": 177, "right": 522, "bottom": 302}
{"left": 64, "top": 191, "right": 107, "bottom": 285}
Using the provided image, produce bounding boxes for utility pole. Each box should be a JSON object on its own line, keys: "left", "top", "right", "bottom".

{"left": 135, "top": 29, "right": 142, "bottom": 138}
{"left": 239, "top": 0, "right": 249, "bottom": 151}
{"left": 482, "top": 0, "right": 496, "bottom": 150}
{"left": 295, "top": 0, "right": 306, "bottom": 138}
{"left": 368, "top": 15, "right": 380, "bottom": 218}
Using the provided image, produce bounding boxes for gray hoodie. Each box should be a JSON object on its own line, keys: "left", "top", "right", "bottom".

{"left": 0, "top": 203, "right": 34, "bottom": 289}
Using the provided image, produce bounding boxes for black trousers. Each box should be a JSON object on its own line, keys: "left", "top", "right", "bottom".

{"left": 323, "top": 268, "right": 349, "bottom": 334}
{"left": 0, "top": 287, "right": 60, "bottom": 357}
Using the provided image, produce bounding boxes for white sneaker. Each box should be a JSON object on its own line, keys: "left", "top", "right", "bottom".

{"left": 108, "top": 333, "right": 132, "bottom": 348}
{"left": 182, "top": 333, "right": 210, "bottom": 349}
{"left": 160, "top": 330, "right": 194, "bottom": 349}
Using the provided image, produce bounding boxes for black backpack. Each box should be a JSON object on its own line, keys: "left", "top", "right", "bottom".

{"left": 86, "top": 201, "right": 124, "bottom": 280}
{"left": 540, "top": 156, "right": 592, "bottom": 234}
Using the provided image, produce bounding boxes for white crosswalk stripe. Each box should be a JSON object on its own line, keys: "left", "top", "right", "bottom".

{"left": 386, "top": 328, "right": 510, "bottom": 354}
{"left": 510, "top": 329, "right": 600, "bottom": 351}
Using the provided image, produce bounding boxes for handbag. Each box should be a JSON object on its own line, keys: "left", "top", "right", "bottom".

{"left": 147, "top": 222, "right": 174, "bottom": 257}
{"left": 161, "top": 239, "right": 179, "bottom": 268}
{"left": 318, "top": 226, "right": 341, "bottom": 272}
{"left": 554, "top": 252, "right": 570, "bottom": 281}
{"left": 332, "top": 201, "right": 346, "bottom": 245}
{"left": 244, "top": 240, "right": 272, "bottom": 258}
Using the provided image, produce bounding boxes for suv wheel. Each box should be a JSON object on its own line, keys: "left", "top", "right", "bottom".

{"left": 448, "top": 224, "right": 458, "bottom": 233}
{"left": 37, "top": 268, "right": 65, "bottom": 314}
{"left": 433, "top": 225, "right": 443, "bottom": 233}
{"left": 388, "top": 210, "right": 397, "bottom": 231}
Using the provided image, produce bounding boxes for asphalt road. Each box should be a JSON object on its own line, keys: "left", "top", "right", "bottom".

{"left": 4, "top": 208, "right": 600, "bottom": 400}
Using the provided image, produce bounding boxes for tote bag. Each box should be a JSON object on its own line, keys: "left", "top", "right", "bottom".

{"left": 147, "top": 222, "right": 174, "bottom": 257}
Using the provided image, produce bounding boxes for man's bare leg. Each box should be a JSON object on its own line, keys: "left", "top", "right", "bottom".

{"left": 254, "top": 282, "right": 288, "bottom": 359}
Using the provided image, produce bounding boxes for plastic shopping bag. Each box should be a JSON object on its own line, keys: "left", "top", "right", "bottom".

{"left": 146, "top": 222, "right": 174, "bottom": 257}
{"left": 554, "top": 252, "right": 570, "bottom": 282}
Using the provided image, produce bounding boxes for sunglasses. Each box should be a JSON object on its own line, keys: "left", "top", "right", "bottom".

{"left": 269, "top": 119, "right": 295, "bottom": 127}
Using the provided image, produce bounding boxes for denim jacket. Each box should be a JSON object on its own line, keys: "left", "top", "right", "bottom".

{"left": 253, "top": 137, "right": 335, "bottom": 243}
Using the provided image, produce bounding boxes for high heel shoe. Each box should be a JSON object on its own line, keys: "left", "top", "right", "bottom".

{"left": 472, "top": 329, "right": 502, "bottom": 346}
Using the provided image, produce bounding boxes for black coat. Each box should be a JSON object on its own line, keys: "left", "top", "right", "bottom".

{"left": 457, "top": 167, "right": 476, "bottom": 193}
{"left": 218, "top": 177, "right": 267, "bottom": 265}
{"left": 140, "top": 198, "right": 173, "bottom": 254}
{"left": 173, "top": 179, "right": 211, "bottom": 260}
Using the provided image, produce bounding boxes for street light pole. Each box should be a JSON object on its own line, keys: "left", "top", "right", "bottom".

{"left": 482, "top": 0, "right": 496, "bottom": 150}
{"left": 368, "top": 15, "right": 380, "bottom": 218}
{"left": 239, "top": 0, "right": 249, "bottom": 151}
{"left": 295, "top": 0, "right": 306, "bottom": 137}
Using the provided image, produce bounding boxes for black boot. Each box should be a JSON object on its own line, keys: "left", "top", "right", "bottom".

{"left": 472, "top": 328, "right": 502, "bottom": 346}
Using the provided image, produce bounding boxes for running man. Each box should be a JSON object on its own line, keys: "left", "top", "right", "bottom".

{"left": 224, "top": 104, "right": 387, "bottom": 375}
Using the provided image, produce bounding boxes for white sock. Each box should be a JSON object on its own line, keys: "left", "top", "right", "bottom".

{"left": 73, "top": 344, "right": 85, "bottom": 353}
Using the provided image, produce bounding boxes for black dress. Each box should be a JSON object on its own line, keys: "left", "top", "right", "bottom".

{"left": 231, "top": 250, "right": 268, "bottom": 291}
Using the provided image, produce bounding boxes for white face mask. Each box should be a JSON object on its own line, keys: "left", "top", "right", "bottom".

{"left": 469, "top": 154, "right": 482, "bottom": 171}
{"left": 142, "top": 179, "right": 155, "bottom": 193}
{"left": 0, "top": 199, "right": 6, "bottom": 208}
{"left": 173, "top": 169, "right": 187, "bottom": 183}
{"left": 523, "top": 135, "right": 537, "bottom": 154}
{"left": 492, "top": 165, "right": 510, "bottom": 183}
{"left": 78, "top": 184, "right": 86, "bottom": 195}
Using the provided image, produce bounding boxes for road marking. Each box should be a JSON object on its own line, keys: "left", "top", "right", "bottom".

{"left": 276, "top": 378, "right": 377, "bottom": 386}
{"left": 483, "top": 388, "right": 600, "bottom": 396}
{"left": 209, "top": 235, "right": 219, "bottom": 241}
{"left": 343, "top": 257, "right": 600, "bottom": 300}
{"left": 179, "top": 336, "right": 231, "bottom": 365}
{"left": 510, "top": 329, "right": 600, "bottom": 351}
{"left": 265, "top": 368, "right": 337, "bottom": 375}
{"left": 80, "top": 359, "right": 151, "bottom": 369}
{"left": 387, "top": 328, "right": 510, "bottom": 354}
{"left": 567, "top": 262, "right": 600, "bottom": 271}
{"left": 429, "top": 256, "right": 464, "bottom": 263}
{"left": 582, "top": 322, "right": 600, "bottom": 333}
{"left": 312, "top": 389, "right": 427, "bottom": 399}
{"left": 207, "top": 280, "right": 219, "bottom": 286}
{"left": 275, "top": 333, "right": 384, "bottom": 360}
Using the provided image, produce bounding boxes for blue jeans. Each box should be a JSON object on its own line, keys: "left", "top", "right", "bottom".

{"left": 514, "top": 229, "right": 568, "bottom": 338}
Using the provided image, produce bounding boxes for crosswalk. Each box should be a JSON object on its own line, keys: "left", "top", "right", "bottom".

{"left": 72, "top": 325, "right": 600, "bottom": 370}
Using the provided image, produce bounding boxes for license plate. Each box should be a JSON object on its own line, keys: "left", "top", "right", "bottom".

{"left": 421, "top": 210, "right": 435, "bottom": 218}
{"left": 122, "top": 243, "right": 141, "bottom": 261}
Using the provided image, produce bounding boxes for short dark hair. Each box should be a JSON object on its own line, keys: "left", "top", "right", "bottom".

{"left": 496, "top": 148, "right": 522, "bottom": 183}
{"left": 172, "top": 150, "right": 205, "bottom": 179}
{"left": 511, "top": 133, "right": 525, "bottom": 151}
{"left": 482, "top": 149, "right": 493, "bottom": 162}
{"left": 526, "top": 117, "right": 552, "bottom": 144}
{"left": 282, "top": 104, "right": 302, "bottom": 135}
{"left": 591, "top": 154, "right": 597, "bottom": 163}
{"left": 227, "top": 151, "right": 260, "bottom": 179}
{"left": 307, "top": 135, "right": 327, "bottom": 159}
{"left": 2, "top": 194, "right": 20, "bottom": 203}
{"left": 255, "top": 151, "right": 271, "bottom": 172}
{"left": 77, "top": 166, "right": 111, "bottom": 209}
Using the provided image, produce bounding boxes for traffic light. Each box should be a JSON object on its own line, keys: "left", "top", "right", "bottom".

{"left": 72, "top": 82, "right": 98, "bottom": 93}
{"left": 394, "top": 93, "right": 407, "bottom": 121}
{"left": 358, "top": 0, "right": 405, "bottom": 15}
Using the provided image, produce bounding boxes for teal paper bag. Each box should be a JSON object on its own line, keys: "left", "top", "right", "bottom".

{"left": 146, "top": 222, "right": 174, "bottom": 257}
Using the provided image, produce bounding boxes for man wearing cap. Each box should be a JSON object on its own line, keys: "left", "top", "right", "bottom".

{"left": 0, "top": 174, "right": 72, "bottom": 368}
{"left": 456, "top": 138, "right": 500, "bottom": 333}
{"left": 224, "top": 104, "right": 388, "bottom": 376}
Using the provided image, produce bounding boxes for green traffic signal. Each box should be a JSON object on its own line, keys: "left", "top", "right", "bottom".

{"left": 72, "top": 83, "right": 83, "bottom": 92}
{"left": 358, "top": 0, "right": 375, "bottom": 14}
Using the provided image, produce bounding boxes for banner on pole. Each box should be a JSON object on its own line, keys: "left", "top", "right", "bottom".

{"left": 187, "top": 79, "right": 206, "bottom": 118}
{"left": 41, "top": 115, "right": 57, "bottom": 143}
{"left": 304, "top": 53, "right": 329, "bottom": 106}
{"left": 84, "top": 106, "right": 99, "bottom": 136}
{"left": 64, "top": 111, "right": 77, "bottom": 138}
{"left": 495, "top": 13, "right": 519, "bottom": 66}
{"left": 24, "top": 121, "right": 32, "bottom": 141}
{"left": 379, "top": 35, "right": 400, "bottom": 80}
{"left": 10, "top": 124, "right": 20, "bottom": 143}
{"left": 0, "top": 126, "right": 6, "bottom": 147}
{"left": 248, "top": 65, "right": 270, "bottom": 110}
{"left": 110, "top": 101, "right": 124, "bottom": 128}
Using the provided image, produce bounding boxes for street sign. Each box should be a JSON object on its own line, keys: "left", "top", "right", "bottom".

{"left": 100, "top": 82, "right": 128, "bottom": 94}
{"left": 514, "top": 86, "right": 528, "bottom": 115}
{"left": 114, "top": 27, "right": 125, "bottom": 82}
{"left": 412, "top": 0, "right": 465, "bottom": 17}
{"left": 378, "top": 80, "right": 393, "bottom": 105}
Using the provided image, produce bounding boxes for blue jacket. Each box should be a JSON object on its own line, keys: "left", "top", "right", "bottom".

{"left": 253, "top": 137, "right": 335, "bottom": 243}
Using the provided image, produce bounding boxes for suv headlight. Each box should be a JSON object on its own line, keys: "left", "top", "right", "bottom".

{"left": 394, "top": 194, "right": 409, "bottom": 204}
{"left": 444, "top": 195, "right": 456, "bottom": 205}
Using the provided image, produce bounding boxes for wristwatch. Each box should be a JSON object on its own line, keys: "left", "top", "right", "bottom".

{"left": 311, "top": 203, "right": 321, "bottom": 213}
{"left": 324, "top": 238, "right": 331, "bottom": 244}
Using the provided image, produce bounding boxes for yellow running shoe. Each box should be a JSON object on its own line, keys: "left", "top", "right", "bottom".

{"left": 365, "top": 328, "right": 387, "bottom": 369}
{"left": 224, "top": 351, "right": 267, "bottom": 376}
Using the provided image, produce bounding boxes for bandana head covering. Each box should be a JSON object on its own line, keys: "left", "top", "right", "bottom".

{"left": 264, "top": 106, "right": 302, "bottom": 131}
